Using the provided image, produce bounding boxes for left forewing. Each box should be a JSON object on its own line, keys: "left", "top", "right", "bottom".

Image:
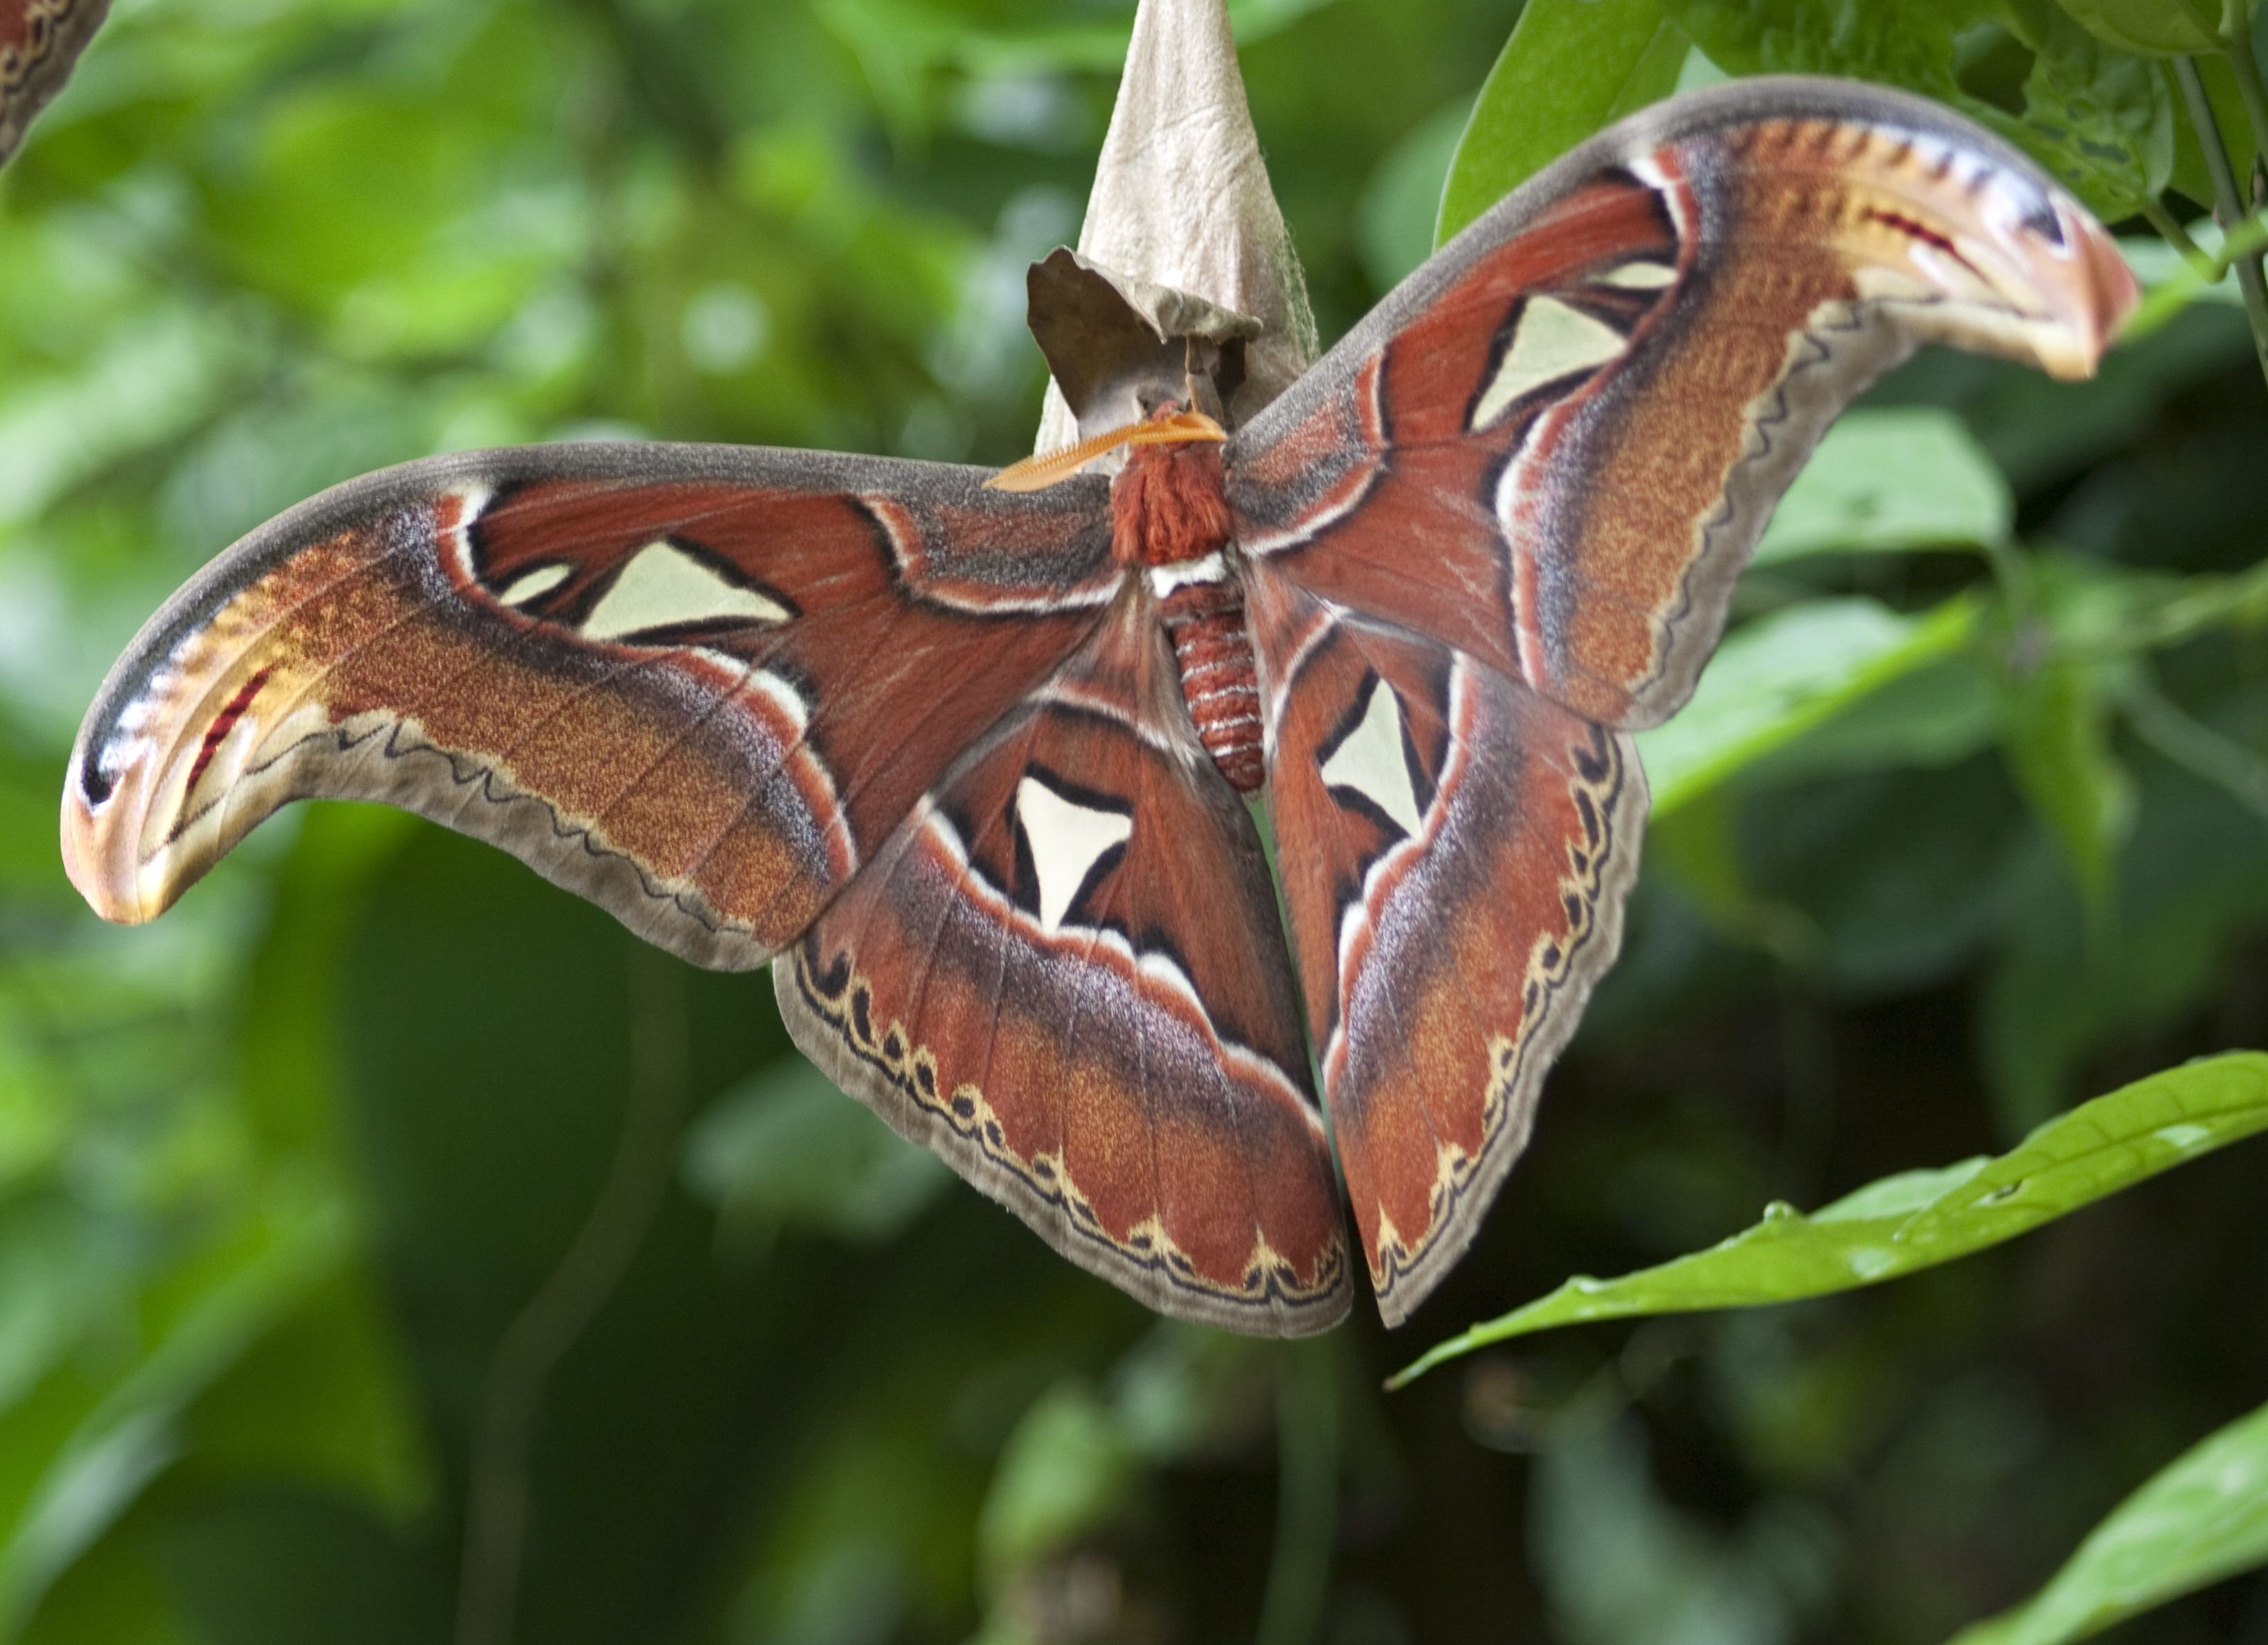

{"left": 63, "top": 443, "right": 1117, "bottom": 969}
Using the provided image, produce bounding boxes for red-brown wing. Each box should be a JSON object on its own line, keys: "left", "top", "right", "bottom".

{"left": 1227, "top": 76, "right": 2136, "bottom": 730}
{"left": 1245, "top": 564, "right": 1645, "bottom": 1325}
{"left": 777, "top": 588, "right": 1350, "bottom": 1334}
{"left": 64, "top": 442, "right": 1118, "bottom": 969}
{"left": 0, "top": 0, "right": 107, "bottom": 165}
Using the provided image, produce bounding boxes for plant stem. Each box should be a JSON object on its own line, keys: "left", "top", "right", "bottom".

{"left": 2121, "top": 671, "right": 2268, "bottom": 824}
{"left": 2062, "top": 555, "right": 2268, "bottom": 664}
{"left": 2175, "top": 55, "right": 2268, "bottom": 388}
{"left": 2222, "top": 0, "right": 2268, "bottom": 174}
{"left": 2143, "top": 199, "right": 2212, "bottom": 270}
{"left": 1254, "top": 1337, "right": 1340, "bottom": 1645}
{"left": 456, "top": 944, "right": 690, "bottom": 1645}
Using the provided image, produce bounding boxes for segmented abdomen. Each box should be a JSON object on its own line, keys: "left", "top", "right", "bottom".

{"left": 1161, "top": 579, "right": 1264, "bottom": 793}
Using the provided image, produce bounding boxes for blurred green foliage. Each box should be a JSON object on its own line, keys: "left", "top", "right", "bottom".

{"left": 1, "top": 1, "right": 2265, "bottom": 1642}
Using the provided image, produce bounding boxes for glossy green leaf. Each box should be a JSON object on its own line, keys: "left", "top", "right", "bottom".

{"left": 1391, "top": 1052, "right": 2268, "bottom": 1385}
{"left": 1754, "top": 408, "right": 2014, "bottom": 564}
{"left": 1662, "top": 0, "right": 2173, "bottom": 221}
{"left": 5, "top": 0, "right": 2265, "bottom": 1634}
{"left": 1736, "top": 656, "right": 2004, "bottom": 788}
{"left": 1636, "top": 595, "right": 1981, "bottom": 816}
{"left": 1947, "top": 1399, "right": 2268, "bottom": 1645}
{"left": 1436, "top": 0, "right": 1689, "bottom": 243}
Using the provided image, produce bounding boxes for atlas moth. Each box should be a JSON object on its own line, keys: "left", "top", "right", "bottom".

{"left": 59, "top": 66, "right": 2136, "bottom": 1333}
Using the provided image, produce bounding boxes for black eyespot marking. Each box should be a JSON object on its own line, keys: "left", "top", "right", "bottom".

{"left": 79, "top": 750, "right": 114, "bottom": 807}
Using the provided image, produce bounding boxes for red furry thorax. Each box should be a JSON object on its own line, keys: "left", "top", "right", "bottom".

{"left": 1110, "top": 442, "right": 1234, "bottom": 568}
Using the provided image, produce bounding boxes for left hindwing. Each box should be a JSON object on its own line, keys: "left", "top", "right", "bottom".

{"left": 777, "top": 588, "right": 1352, "bottom": 1335}
{"left": 1244, "top": 564, "right": 1645, "bottom": 1324}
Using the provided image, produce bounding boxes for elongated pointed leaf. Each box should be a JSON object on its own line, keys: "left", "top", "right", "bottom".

{"left": 1661, "top": 0, "right": 2172, "bottom": 222}
{"left": 1436, "top": 0, "right": 1689, "bottom": 242}
{"left": 1635, "top": 597, "right": 1981, "bottom": 816}
{"left": 1754, "top": 409, "right": 2013, "bottom": 564}
{"left": 1946, "top": 1399, "right": 2268, "bottom": 1645}
{"left": 1392, "top": 1053, "right": 2268, "bottom": 1385}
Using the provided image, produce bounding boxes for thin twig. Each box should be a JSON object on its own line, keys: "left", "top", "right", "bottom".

{"left": 2058, "top": 555, "right": 2268, "bottom": 665}
{"left": 2175, "top": 55, "right": 2268, "bottom": 388}
{"left": 2144, "top": 198, "right": 2211, "bottom": 269}
{"left": 455, "top": 944, "right": 692, "bottom": 1645}
{"left": 2120, "top": 670, "right": 2268, "bottom": 823}
{"left": 2125, "top": 210, "right": 2268, "bottom": 341}
{"left": 1254, "top": 1337, "right": 1340, "bottom": 1645}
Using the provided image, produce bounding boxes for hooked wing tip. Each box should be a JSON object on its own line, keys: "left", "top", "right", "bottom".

{"left": 60, "top": 732, "right": 169, "bottom": 926}
{"left": 1821, "top": 136, "right": 2143, "bottom": 385}
{"left": 2046, "top": 195, "right": 2143, "bottom": 381}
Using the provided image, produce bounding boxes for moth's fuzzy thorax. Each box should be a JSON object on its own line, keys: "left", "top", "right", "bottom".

{"left": 1110, "top": 442, "right": 1234, "bottom": 569}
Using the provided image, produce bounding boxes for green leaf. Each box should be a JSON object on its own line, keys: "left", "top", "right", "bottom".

{"left": 1737, "top": 656, "right": 2004, "bottom": 786}
{"left": 681, "top": 1057, "right": 952, "bottom": 1244}
{"left": 1360, "top": 98, "right": 1474, "bottom": 289}
{"left": 1436, "top": 0, "right": 1690, "bottom": 244}
{"left": 1661, "top": 0, "right": 2173, "bottom": 221}
{"left": 1754, "top": 408, "right": 2013, "bottom": 564}
{"left": 1635, "top": 596, "right": 1980, "bottom": 816}
{"left": 2170, "top": 3, "right": 2268, "bottom": 207}
{"left": 0, "top": 1182, "right": 350, "bottom": 1632}
{"left": 1946, "top": 1399, "right": 2268, "bottom": 1645}
{"left": 0, "top": 308, "right": 236, "bottom": 530}
{"left": 2118, "top": 225, "right": 2255, "bottom": 350}
{"left": 2000, "top": 659, "right": 2136, "bottom": 908}
{"left": 1389, "top": 1052, "right": 2268, "bottom": 1385}
{"left": 976, "top": 1384, "right": 1137, "bottom": 1591}
{"left": 2049, "top": 0, "right": 2221, "bottom": 56}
